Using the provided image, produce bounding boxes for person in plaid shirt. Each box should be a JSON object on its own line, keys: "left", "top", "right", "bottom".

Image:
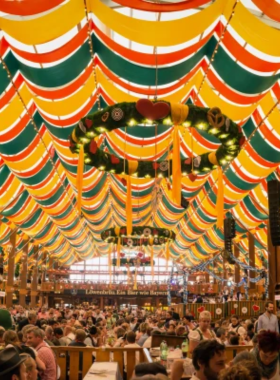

{"left": 26, "top": 327, "right": 57, "bottom": 380}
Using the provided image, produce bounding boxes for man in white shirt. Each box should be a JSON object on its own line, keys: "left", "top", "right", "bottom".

{"left": 124, "top": 331, "right": 140, "bottom": 373}
{"left": 257, "top": 302, "right": 279, "bottom": 333}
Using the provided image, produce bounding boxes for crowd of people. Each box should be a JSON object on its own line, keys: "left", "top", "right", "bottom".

{"left": 0, "top": 301, "right": 279, "bottom": 379}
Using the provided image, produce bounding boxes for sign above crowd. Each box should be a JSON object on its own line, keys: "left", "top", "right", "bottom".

{"left": 86, "top": 289, "right": 168, "bottom": 296}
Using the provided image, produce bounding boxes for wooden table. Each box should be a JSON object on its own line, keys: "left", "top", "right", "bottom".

{"left": 83, "top": 362, "right": 122, "bottom": 380}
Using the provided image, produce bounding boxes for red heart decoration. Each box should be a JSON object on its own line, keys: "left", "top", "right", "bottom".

{"left": 184, "top": 158, "right": 192, "bottom": 165}
{"left": 121, "top": 178, "right": 127, "bottom": 186}
{"left": 85, "top": 118, "right": 93, "bottom": 129}
{"left": 197, "top": 306, "right": 205, "bottom": 313}
{"left": 239, "top": 136, "right": 246, "bottom": 147}
{"left": 136, "top": 99, "right": 170, "bottom": 121}
{"left": 89, "top": 140, "right": 98, "bottom": 154}
{"left": 189, "top": 173, "right": 197, "bottom": 182}
{"left": 111, "top": 155, "right": 120, "bottom": 164}
{"left": 231, "top": 309, "right": 236, "bottom": 314}
{"left": 49, "top": 146, "right": 55, "bottom": 158}
{"left": 153, "top": 162, "right": 160, "bottom": 170}
{"left": 120, "top": 253, "right": 125, "bottom": 258}
{"left": 252, "top": 305, "right": 260, "bottom": 312}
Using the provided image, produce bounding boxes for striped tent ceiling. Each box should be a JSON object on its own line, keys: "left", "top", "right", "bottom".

{"left": 0, "top": 0, "right": 279, "bottom": 271}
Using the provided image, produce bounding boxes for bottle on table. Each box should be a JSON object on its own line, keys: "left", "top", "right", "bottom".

{"left": 181, "top": 339, "right": 189, "bottom": 358}
{"left": 160, "top": 340, "right": 168, "bottom": 361}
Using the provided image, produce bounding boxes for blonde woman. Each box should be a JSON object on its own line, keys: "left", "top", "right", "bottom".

{"left": 24, "top": 356, "right": 38, "bottom": 380}
{"left": 188, "top": 311, "right": 216, "bottom": 353}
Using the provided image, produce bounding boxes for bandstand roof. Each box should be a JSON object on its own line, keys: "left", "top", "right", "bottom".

{"left": 0, "top": 0, "right": 279, "bottom": 272}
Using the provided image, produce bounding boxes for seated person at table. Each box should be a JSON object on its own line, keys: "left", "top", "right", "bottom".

{"left": 135, "top": 363, "right": 168, "bottom": 377}
{"left": 188, "top": 311, "right": 216, "bottom": 353}
{"left": 170, "top": 340, "right": 225, "bottom": 380}
{"left": 68, "top": 329, "right": 90, "bottom": 377}
{"left": 219, "top": 360, "right": 262, "bottom": 380}
{"left": 215, "top": 328, "right": 226, "bottom": 345}
{"left": 124, "top": 332, "right": 140, "bottom": 375}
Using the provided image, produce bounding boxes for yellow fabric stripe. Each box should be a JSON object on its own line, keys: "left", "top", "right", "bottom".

{"left": 90, "top": 0, "right": 227, "bottom": 47}
{"left": 0, "top": 0, "right": 84, "bottom": 44}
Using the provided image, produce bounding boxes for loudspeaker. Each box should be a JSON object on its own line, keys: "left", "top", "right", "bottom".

{"left": 268, "top": 180, "right": 280, "bottom": 246}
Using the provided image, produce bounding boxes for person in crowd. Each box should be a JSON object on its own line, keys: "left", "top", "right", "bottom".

{"left": 3, "top": 330, "right": 36, "bottom": 359}
{"left": 229, "top": 335, "right": 239, "bottom": 346}
{"left": 225, "top": 331, "right": 237, "bottom": 346}
{"left": 142, "top": 327, "right": 153, "bottom": 348}
{"left": 135, "top": 363, "right": 168, "bottom": 377}
{"left": 68, "top": 329, "right": 87, "bottom": 348}
{"left": 18, "top": 312, "right": 39, "bottom": 332}
{"left": 44, "top": 326, "right": 55, "bottom": 346}
{"left": 0, "top": 346, "right": 28, "bottom": 380}
{"left": 171, "top": 339, "right": 225, "bottom": 380}
{"left": 124, "top": 331, "right": 140, "bottom": 374}
{"left": 25, "top": 356, "right": 39, "bottom": 380}
{"left": 188, "top": 311, "right": 216, "bottom": 353}
{"left": 167, "top": 323, "right": 176, "bottom": 335}
{"left": 194, "top": 294, "right": 204, "bottom": 304}
{"left": 26, "top": 327, "right": 56, "bottom": 380}
{"left": 84, "top": 326, "right": 98, "bottom": 347}
{"left": 176, "top": 325, "right": 186, "bottom": 337}
{"left": 232, "top": 350, "right": 258, "bottom": 365}
{"left": 182, "top": 315, "right": 196, "bottom": 332}
{"left": 113, "top": 327, "right": 126, "bottom": 347}
{"left": 52, "top": 328, "right": 64, "bottom": 346}
{"left": 215, "top": 328, "right": 226, "bottom": 345}
{"left": 38, "top": 307, "right": 49, "bottom": 320}
{"left": 251, "top": 330, "right": 280, "bottom": 379}
{"left": 68, "top": 329, "right": 89, "bottom": 375}
{"left": 137, "top": 323, "right": 149, "bottom": 347}
{"left": 130, "top": 317, "right": 138, "bottom": 332}
{"left": 63, "top": 325, "right": 75, "bottom": 345}
{"left": 0, "top": 327, "right": 6, "bottom": 346}
{"left": 15, "top": 307, "right": 27, "bottom": 322}
{"left": 94, "top": 308, "right": 104, "bottom": 320}
{"left": 228, "top": 315, "right": 247, "bottom": 338}
{"left": 64, "top": 307, "right": 73, "bottom": 320}
{"left": 219, "top": 360, "right": 262, "bottom": 380}
{"left": 257, "top": 302, "right": 279, "bottom": 333}
{"left": 164, "top": 312, "right": 173, "bottom": 328}
{"left": 170, "top": 308, "right": 180, "bottom": 321}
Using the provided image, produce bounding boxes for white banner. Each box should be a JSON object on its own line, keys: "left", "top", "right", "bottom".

{"left": 0, "top": 291, "right": 6, "bottom": 297}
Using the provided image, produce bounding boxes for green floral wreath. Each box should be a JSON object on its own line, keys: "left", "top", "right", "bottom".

{"left": 69, "top": 99, "right": 244, "bottom": 178}
{"left": 101, "top": 226, "right": 176, "bottom": 246}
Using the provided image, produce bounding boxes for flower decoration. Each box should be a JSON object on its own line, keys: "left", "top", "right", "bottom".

{"left": 69, "top": 101, "right": 243, "bottom": 178}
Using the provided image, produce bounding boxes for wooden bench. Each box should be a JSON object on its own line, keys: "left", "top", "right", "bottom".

{"left": 151, "top": 334, "right": 186, "bottom": 348}
{"left": 188, "top": 345, "right": 250, "bottom": 364}
{"left": 51, "top": 346, "right": 147, "bottom": 380}
{"left": 224, "top": 345, "right": 251, "bottom": 363}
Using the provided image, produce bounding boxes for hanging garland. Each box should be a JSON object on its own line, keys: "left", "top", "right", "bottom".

{"left": 69, "top": 100, "right": 243, "bottom": 178}
{"left": 101, "top": 226, "right": 175, "bottom": 246}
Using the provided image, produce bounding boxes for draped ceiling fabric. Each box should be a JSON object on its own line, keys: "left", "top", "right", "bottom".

{"left": 0, "top": 0, "right": 278, "bottom": 272}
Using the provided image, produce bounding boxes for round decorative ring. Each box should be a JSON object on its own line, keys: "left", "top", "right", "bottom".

{"left": 70, "top": 100, "right": 243, "bottom": 178}
{"left": 215, "top": 308, "right": 222, "bottom": 315}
